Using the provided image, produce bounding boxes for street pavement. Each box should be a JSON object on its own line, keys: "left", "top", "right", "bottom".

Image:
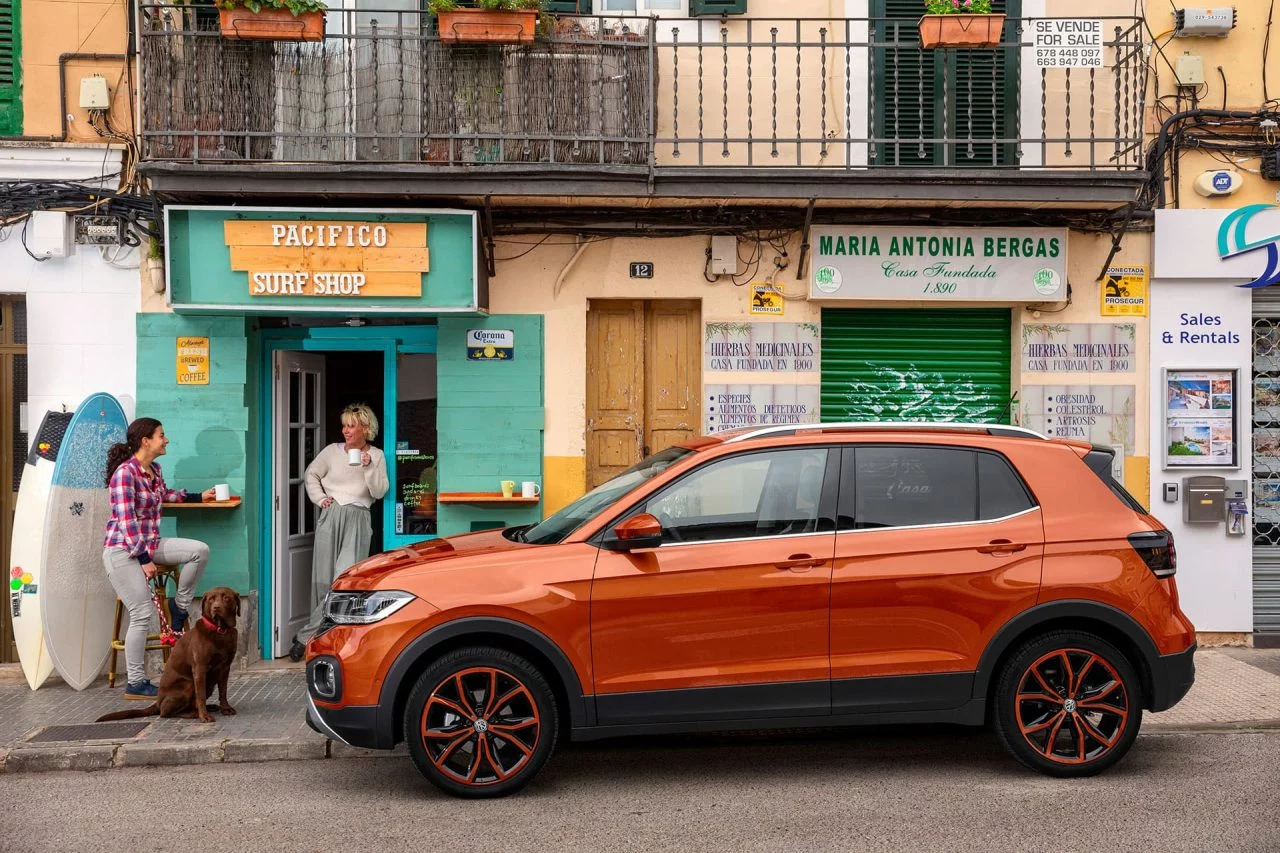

{"left": 0, "top": 729, "right": 1276, "bottom": 852}
{"left": 1, "top": 648, "right": 1279, "bottom": 775}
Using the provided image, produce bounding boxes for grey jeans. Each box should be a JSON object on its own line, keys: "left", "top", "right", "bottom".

{"left": 103, "top": 538, "right": 210, "bottom": 686}
{"left": 294, "top": 502, "right": 371, "bottom": 645}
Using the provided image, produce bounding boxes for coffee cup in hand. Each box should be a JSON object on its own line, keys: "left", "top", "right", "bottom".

{"left": 348, "top": 448, "right": 362, "bottom": 466}
{"left": 213, "top": 483, "right": 231, "bottom": 502}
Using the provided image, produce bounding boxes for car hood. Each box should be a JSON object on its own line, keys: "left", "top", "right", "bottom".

{"left": 334, "top": 528, "right": 526, "bottom": 590}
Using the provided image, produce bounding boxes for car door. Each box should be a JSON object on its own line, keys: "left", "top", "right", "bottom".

{"left": 829, "top": 443, "right": 1045, "bottom": 715}
{"left": 590, "top": 445, "right": 838, "bottom": 726}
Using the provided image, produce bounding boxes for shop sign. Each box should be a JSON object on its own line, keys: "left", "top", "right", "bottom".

{"left": 1218, "top": 203, "right": 1280, "bottom": 289}
{"left": 704, "top": 322, "right": 818, "bottom": 372}
{"left": 1032, "top": 19, "right": 1102, "bottom": 68}
{"left": 705, "top": 384, "right": 820, "bottom": 433}
{"left": 467, "top": 329, "right": 514, "bottom": 361}
{"left": 1021, "top": 323, "right": 1135, "bottom": 372}
{"left": 749, "top": 284, "right": 783, "bottom": 315}
{"left": 1019, "top": 385, "right": 1134, "bottom": 452}
{"left": 224, "top": 221, "right": 428, "bottom": 298}
{"left": 810, "top": 226, "right": 1066, "bottom": 302}
{"left": 1101, "top": 266, "right": 1148, "bottom": 316}
{"left": 175, "top": 336, "right": 209, "bottom": 385}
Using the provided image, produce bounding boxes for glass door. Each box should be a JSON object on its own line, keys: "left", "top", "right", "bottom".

{"left": 388, "top": 350, "right": 438, "bottom": 549}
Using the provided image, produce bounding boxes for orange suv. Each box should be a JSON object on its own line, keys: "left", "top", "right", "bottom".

{"left": 304, "top": 423, "right": 1196, "bottom": 798}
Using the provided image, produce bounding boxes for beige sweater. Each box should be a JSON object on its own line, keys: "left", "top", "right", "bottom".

{"left": 305, "top": 443, "right": 390, "bottom": 508}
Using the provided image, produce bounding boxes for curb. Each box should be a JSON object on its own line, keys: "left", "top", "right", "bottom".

{"left": 1144, "top": 718, "right": 1280, "bottom": 734}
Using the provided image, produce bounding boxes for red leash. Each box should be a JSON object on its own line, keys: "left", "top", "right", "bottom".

{"left": 150, "top": 577, "right": 182, "bottom": 647}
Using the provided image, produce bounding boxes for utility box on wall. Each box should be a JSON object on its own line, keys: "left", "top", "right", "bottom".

{"left": 691, "top": 0, "right": 747, "bottom": 16}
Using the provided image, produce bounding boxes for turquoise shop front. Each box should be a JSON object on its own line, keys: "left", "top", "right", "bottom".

{"left": 142, "top": 206, "right": 544, "bottom": 658}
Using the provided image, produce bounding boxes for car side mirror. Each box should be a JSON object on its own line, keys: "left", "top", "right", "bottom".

{"left": 601, "top": 513, "right": 664, "bottom": 552}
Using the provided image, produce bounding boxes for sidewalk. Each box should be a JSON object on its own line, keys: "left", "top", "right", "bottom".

{"left": 1, "top": 648, "right": 1278, "bottom": 775}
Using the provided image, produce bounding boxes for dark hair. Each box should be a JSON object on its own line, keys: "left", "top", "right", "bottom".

{"left": 105, "top": 418, "right": 163, "bottom": 485}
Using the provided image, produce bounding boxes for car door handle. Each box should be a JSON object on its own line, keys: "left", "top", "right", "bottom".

{"left": 777, "top": 554, "right": 825, "bottom": 571}
{"left": 977, "top": 539, "right": 1028, "bottom": 555}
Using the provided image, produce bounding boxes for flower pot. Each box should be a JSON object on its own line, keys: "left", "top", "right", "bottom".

{"left": 218, "top": 8, "right": 325, "bottom": 42}
{"left": 918, "top": 13, "right": 1005, "bottom": 48}
{"left": 437, "top": 9, "right": 537, "bottom": 45}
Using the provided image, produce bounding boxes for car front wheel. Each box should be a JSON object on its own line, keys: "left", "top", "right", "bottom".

{"left": 992, "top": 631, "right": 1143, "bottom": 778}
{"left": 405, "top": 646, "right": 559, "bottom": 798}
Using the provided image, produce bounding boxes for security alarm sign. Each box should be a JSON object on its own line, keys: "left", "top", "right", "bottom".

{"left": 1032, "top": 19, "right": 1102, "bottom": 68}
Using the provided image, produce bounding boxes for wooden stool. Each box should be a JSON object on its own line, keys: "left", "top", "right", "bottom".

{"left": 107, "top": 564, "right": 179, "bottom": 688}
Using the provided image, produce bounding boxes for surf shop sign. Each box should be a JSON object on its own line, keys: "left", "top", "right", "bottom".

{"left": 810, "top": 226, "right": 1067, "bottom": 302}
{"left": 164, "top": 206, "right": 481, "bottom": 314}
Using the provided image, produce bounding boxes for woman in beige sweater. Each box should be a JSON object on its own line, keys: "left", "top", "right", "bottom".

{"left": 289, "top": 402, "right": 390, "bottom": 661}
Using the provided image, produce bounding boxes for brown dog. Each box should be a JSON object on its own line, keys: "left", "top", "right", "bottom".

{"left": 97, "top": 587, "right": 240, "bottom": 724}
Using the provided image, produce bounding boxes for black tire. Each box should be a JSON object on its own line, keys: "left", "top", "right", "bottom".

{"left": 991, "top": 630, "right": 1143, "bottom": 778}
{"left": 405, "top": 646, "right": 559, "bottom": 798}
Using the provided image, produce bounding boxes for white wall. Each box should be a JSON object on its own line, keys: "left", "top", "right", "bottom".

{"left": 0, "top": 146, "right": 140, "bottom": 440}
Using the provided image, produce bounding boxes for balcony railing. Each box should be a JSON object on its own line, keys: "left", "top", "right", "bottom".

{"left": 139, "top": 7, "right": 1146, "bottom": 173}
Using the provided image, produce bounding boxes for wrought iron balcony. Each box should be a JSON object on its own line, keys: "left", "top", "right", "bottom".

{"left": 138, "top": 7, "right": 1147, "bottom": 199}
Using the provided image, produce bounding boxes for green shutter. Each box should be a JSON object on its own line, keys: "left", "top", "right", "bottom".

{"left": 820, "top": 308, "right": 1012, "bottom": 424}
{"left": 690, "top": 0, "right": 747, "bottom": 16}
{"left": 0, "top": 0, "right": 20, "bottom": 136}
{"left": 872, "top": 0, "right": 1019, "bottom": 167}
{"left": 436, "top": 315, "right": 545, "bottom": 535}
{"left": 544, "top": 0, "right": 591, "bottom": 12}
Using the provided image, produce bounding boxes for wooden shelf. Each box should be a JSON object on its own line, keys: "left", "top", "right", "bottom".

{"left": 438, "top": 492, "right": 539, "bottom": 504}
{"left": 163, "top": 497, "right": 242, "bottom": 509}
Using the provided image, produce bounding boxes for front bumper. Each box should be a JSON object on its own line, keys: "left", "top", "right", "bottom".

{"left": 305, "top": 694, "right": 387, "bottom": 750}
{"left": 1149, "top": 643, "right": 1197, "bottom": 712}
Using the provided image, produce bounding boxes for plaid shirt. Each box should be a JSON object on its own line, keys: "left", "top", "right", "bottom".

{"left": 103, "top": 457, "right": 191, "bottom": 563}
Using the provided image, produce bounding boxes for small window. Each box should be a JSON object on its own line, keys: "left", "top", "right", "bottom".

{"left": 645, "top": 448, "right": 829, "bottom": 543}
{"left": 977, "top": 452, "right": 1035, "bottom": 520}
{"left": 848, "top": 446, "right": 976, "bottom": 530}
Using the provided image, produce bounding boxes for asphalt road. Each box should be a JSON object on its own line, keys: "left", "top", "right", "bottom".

{"left": 2, "top": 728, "right": 1277, "bottom": 853}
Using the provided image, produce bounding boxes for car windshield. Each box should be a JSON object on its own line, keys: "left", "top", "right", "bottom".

{"left": 519, "top": 446, "right": 693, "bottom": 545}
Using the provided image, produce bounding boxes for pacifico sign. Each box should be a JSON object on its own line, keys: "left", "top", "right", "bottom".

{"left": 810, "top": 226, "right": 1067, "bottom": 303}
{"left": 223, "top": 220, "right": 430, "bottom": 297}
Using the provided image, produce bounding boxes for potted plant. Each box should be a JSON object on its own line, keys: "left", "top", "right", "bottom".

{"left": 429, "top": 0, "right": 542, "bottom": 46}
{"left": 918, "top": 0, "right": 1005, "bottom": 49}
{"left": 217, "top": 0, "right": 327, "bottom": 42}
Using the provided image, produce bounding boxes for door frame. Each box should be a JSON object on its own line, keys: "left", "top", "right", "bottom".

{"left": 257, "top": 324, "right": 436, "bottom": 658}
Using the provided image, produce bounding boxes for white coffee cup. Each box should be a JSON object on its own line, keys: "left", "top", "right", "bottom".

{"left": 521, "top": 481, "right": 540, "bottom": 499}
{"left": 213, "top": 483, "right": 230, "bottom": 502}
{"left": 348, "top": 448, "right": 363, "bottom": 466}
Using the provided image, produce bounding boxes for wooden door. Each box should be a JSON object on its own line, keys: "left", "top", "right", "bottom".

{"left": 1, "top": 297, "right": 27, "bottom": 663}
{"left": 586, "top": 300, "right": 700, "bottom": 490}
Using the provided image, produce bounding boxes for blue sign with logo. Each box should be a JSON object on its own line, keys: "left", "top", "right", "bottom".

{"left": 1217, "top": 204, "right": 1280, "bottom": 288}
{"left": 1212, "top": 171, "right": 1233, "bottom": 192}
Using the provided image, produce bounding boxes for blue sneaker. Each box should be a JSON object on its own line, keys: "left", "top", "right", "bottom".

{"left": 168, "top": 598, "right": 189, "bottom": 633}
{"left": 124, "top": 679, "right": 158, "bottom": 700}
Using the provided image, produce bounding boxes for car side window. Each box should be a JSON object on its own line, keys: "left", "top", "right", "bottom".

{"left": 645, "top": 448, "right": 830, "bottom": 543}
{"left": 839, "top": 445, "right": 1036, "bottom": 531}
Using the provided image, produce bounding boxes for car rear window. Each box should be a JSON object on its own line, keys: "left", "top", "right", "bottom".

{"left": 1082, "top": 448, "right": 1148, "bottom": 513}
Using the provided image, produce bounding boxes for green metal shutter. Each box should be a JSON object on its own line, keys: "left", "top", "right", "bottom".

{"left": 0, "top": 0, "right": 20, "bottom": 136}
{"left": 544, "top": 1, "right": 591, "bottom": 13}
{"left": 871, "top": 0, "right": 1020, "bottom": 167}
{"left": 820, "top": 308, "right": 1013, "bottom": 424}
{"left": 690, "top": 0, "right": 747, "bottom": 16}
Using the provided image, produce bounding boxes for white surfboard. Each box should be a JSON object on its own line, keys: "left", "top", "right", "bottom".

{"left": 40, "top": 393, "right": 128, "bottom": 691}
{"left": 8, "top": 411, "right": 73, "bottom": 690}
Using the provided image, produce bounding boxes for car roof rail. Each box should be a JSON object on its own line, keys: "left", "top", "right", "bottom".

{"left": 720, "top": 422, "right": 1047, "bottom": 443}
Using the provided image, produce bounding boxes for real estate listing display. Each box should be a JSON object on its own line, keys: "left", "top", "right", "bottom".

{"left": 1164, "top": 368, "right": 1238, "bottom": 468}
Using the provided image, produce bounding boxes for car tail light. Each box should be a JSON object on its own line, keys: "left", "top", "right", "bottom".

{"left": 1128, "top": 530, "right": 1176, "bottom": 578}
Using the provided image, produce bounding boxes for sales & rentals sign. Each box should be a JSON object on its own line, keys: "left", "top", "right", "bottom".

{"left": 810, "top": 226, "right": 1067, "bottom": 302}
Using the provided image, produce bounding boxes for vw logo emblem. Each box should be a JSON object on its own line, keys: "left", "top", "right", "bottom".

{"left": 473, "top": 719, "right": 489, "bottom": 733}
{"left": 1063, "top": 699, "right": 1078, "bottom": 713}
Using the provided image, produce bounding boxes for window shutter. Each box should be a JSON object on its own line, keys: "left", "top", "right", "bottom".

{"left": 690, "top": 0, "right": 747, "bottom": 16}
{"left": 0, "top": 0, "right": 20, "bottom": 136}
{"left": 544, "top": 0, "right": 591, "bottom": 13}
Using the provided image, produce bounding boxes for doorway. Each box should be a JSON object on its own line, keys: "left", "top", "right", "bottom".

{"left": 585, "top": 299, "right": 700, "bottom": 489}
{"left": 1, "top": 296, "right": 27, "bottom": 664}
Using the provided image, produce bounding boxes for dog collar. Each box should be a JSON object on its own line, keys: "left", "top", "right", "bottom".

{"left": 200, "top": 616, "right": 228, "bottom": 635}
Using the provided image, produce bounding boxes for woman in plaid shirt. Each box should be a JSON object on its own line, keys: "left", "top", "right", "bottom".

{"left": 102, "top": 417, "right": 217, "bottom": 700}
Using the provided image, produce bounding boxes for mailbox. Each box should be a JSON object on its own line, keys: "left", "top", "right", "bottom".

{"left": 1183, "top": 475, "right": 1226, "bottom": 523}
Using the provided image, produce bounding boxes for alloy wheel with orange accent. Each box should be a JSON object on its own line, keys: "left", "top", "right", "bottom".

{"left": 992, "top": 631, "right": 1143, "bottom": 778}
{"left": 405, "top": 646, "right": 559, "bottom": 798}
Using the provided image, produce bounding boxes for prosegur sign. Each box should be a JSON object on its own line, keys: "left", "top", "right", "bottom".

{"left": 810, "top": 226, "right": 1067, "bottom": 303}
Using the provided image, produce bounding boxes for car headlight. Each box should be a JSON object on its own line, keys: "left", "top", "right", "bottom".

{"left": 323, "top": 590, "right": 415, "bottom": 624}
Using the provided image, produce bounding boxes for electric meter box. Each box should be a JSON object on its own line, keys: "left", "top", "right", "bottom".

{"left": 1173, "top": 8, "right": 1237, "bottom": 37}
{"left": 1184, "top": 475, "right": 1226, "bottom": 523}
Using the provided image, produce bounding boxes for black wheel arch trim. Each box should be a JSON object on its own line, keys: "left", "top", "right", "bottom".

{"left": 973, "top": 600, "right": 1166, "bottom": 708}
{"left": 377, "top": 616, "right": 591, "bottom": 747}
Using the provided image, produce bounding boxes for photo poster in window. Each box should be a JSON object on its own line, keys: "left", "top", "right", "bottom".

{"left": 1163, "top": 369, "right": 1237, "bottom": 468}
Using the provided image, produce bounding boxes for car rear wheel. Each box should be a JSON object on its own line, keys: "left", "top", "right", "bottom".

{"left": 992, "top": 631, "right": 1143, "bottom": 778}
{"left": 405, "top": 646, "right": 559, "bottom": 798}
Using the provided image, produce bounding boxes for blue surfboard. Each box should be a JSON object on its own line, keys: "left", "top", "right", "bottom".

{"left": 40, "top": 393, "right": 129, "bottom": 690}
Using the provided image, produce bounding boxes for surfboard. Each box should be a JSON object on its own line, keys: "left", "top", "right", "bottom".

{"left": 8, "top": 411, "right": 73, "bottom": 690}
{"left": 40, "top": 393, "right": 128, "bottom": 691}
